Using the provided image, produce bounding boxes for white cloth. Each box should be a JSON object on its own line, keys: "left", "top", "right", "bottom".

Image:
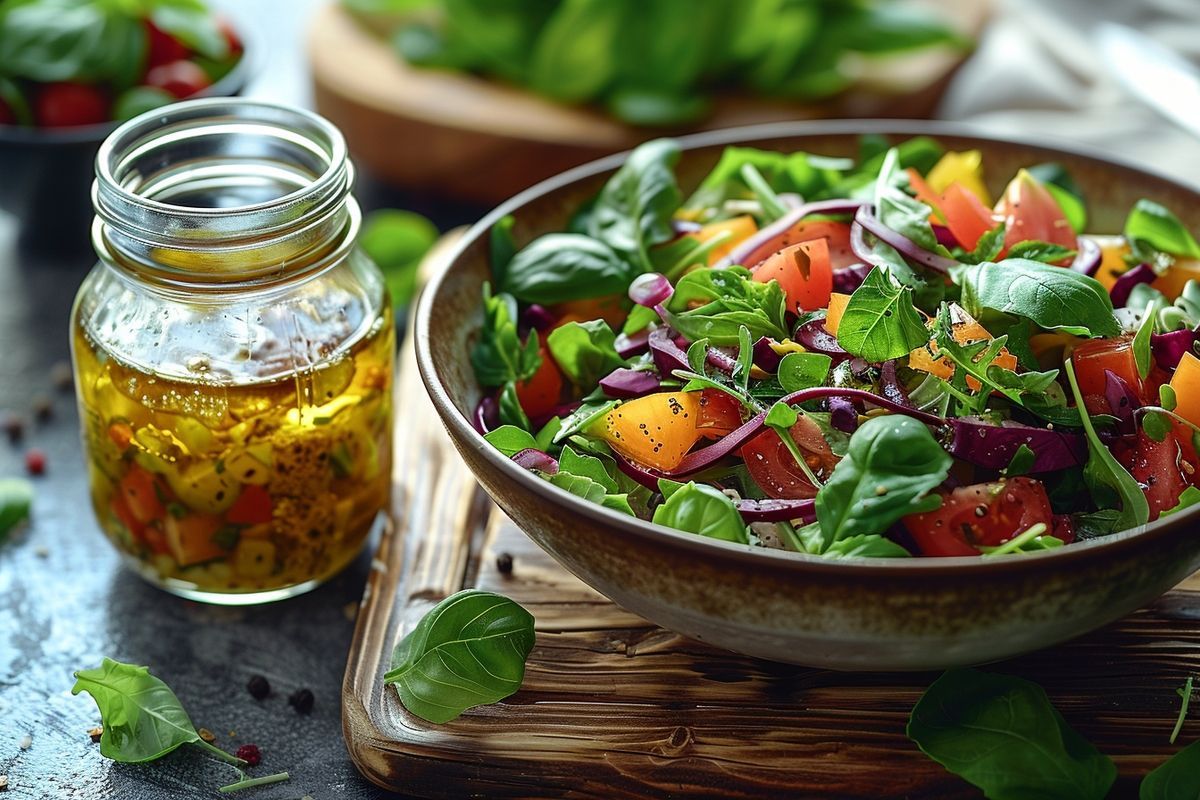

{"left": 937, "top": 0, "right": 1200, "bottom": 188}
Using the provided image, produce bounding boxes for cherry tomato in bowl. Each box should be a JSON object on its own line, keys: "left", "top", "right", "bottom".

{"left": 145, "top": 60, "right": 213, "bottom": 100}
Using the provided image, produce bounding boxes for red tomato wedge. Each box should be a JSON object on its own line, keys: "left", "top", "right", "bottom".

{"left": 903, "top": 477, "right": 1054, "bottom": 557}
{"left": 740, "top": 414, "right": 839, "bottom": 500}
{"left": 995, "top": 169, "right": 1076, "bottom": 258}
{"left": 696, "top": 389, "right": 742, "bottom": 439}
{"left": 786, "top": 220, "right": 857, "bottom": 269}
{"left": 752, "top": 238, "right": 832, "bottom": 313}
{"left": 515, "top": 340, "right": 564, "bottom": 418}
{"left": 145, "top": 60, "right": 212, "bottom": 100}
{"left": 1071, "top": 335, "right": 1146, "bottom": 416}
{"left": 940, "top": 183, "right": 996, "bottom": 252}
{"left": 1112, "top": 432, "right": 1189, "bottom": 521}
{"left": 34, "top": 82, "right": 109, "bottom": 127}
{"left": 906, "top": 168, "right": 945, "bottom": 222}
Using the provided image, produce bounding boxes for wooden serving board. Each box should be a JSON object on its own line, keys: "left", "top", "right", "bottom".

{"left": 343, "top": 312, "right": 1200, "bottom": 797}
{"left": 310, "top": 1, "right": 988, "bottom": 205}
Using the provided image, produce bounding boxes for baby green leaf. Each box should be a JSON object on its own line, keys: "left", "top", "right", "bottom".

{"left": 1141, "top": 739, "right": 1200, "bottom": 800}
{"left": 1160, "top": 486, "right": 1200, "bottom": 519}
{"left": 821, "top": 534, "right": 911, "bottom": 558}
{"left": 0, "top": 478, "right": 34, "bottom": 541}
{"left": 558, "top": 446, "right": 618, "bottom": 493}
{"left": 498, "top": 381, "right": 531, "bottom": 431}
{"left": 384, "top": 590, "right": 536, "bottom": 724}
{"left": 814, "top": 415, "right": 950, "bottom": 548}
{"left": 777, "top": 352, "right": 833, "bottom": 393}
{"left": 908, "top": 668, "right": 1116, "bottom": 800}
{"left": 1004, "top": 240, "right": 1077, "bottom": 264}
{"left": 665, "top": 266, "right": 788, "bottom": 345}
{"left": 652, "top": 479, "right": 748, "bottom": 543}
{"left": 501, "top": 234, "right": 636, "bottom": 304}
{"left": 955, "top": 258, "right": 1120, "bottom": 337}
{"left": 874, "top": 148, "right": 949, "bottom": 256}
{"left": 471, "top": 284, "right": 541, "bottom": 388}
{"left": 835, "top": 265, "right": 930, "bottom": 362}
{"left": 546, "top": 319, "right": 626, "bottom": 387}
{"left": 588, "top": 138, "right": 682, "bottom": 270}
{"left": 1125, "top": 198, "right": 1200, "bottom": 262}
{"left": 483, "top": 426, "right": 539, "bottom": 458}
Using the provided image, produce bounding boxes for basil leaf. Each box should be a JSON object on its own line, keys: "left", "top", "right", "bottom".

{"left": 652, "top": 480, "right": 748, "bottom": 543}
{"left": 501, "top": 234, "right": 635, "bottom": 304}
{"left": 836, "top": 266, "right": 930, "bottom": 361}
{"left": 384, "top": 590, "right": 535, "bottom": 724}
{"left": 484, "top": 426, "right": 539, "bottom": 458}
{"left": 498, "top": 381, "right": 531, "bottom": 431}
{"left": 546, "top": 319, "right": 626, "bottom": 387}
{"left": 150, "top": 0, "right": 230, "bottom": 60}
{"left": 821, "top": 533, "right": 911, "bottom": 558}
{"left": 558, "top": 446, "right": 618, "bottom": 492}
{"left": 0, "top": 0, "right": 147, "bottom": 86}
{"left": 489, "top": 215, "right": 517, "bottom": 288}
{"left": 908, "top": 668, "right": 1116, "bottom": 800}
{"left": 72, "top": 659, "right": 202, "bottom": 763}
{"left": 1005, "top": 241, "right": 1077, "bottom": 264}
{"left": 1065, "top": 360, "right": 1149, "bottom": 530}
{"left": 1141, "top": 740, "right": 1200, "bottom": 799}
{"left": 777, "top": 352, "right": 833, "bottom": 393}
{"left": 955, "top": 258, "right": 1121, "bottom": 337}
{"left": 814, "top": 415, "right": 950, "bottom": 547}
{"left": 665, "top": 266, "right": 788, "bottom": 345}
{"left": 471, "top": 285, "right": 541, "bottom": 387}
{"left": 528, "top": 0, "right": 623, "bottom": 102}
{"left": 588, "top": 138, "right": 682, "bottom": 270}
{"left": 0, "top": 478, "right": 33, "bottom": 541}
{"left": 1124, "top": 199, "right": 1200, "bottom": 261}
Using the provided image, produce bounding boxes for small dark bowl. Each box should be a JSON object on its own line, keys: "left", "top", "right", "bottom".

{"left": 416, "top": 120, "right": 1200, "bottom": 670}
{"left": 0, "top": 37, "right": 257, "bottom": 255}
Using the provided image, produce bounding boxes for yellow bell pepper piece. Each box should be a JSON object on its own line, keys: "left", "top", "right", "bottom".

{"left": 927, "top": 150, "right": 990, "bottom": 206}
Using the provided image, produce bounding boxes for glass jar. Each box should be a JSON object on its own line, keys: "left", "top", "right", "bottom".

{"left": 71, "top": 99, "right": 394, "bottom": 604}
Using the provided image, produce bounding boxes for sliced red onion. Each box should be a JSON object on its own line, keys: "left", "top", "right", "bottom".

{"left": 752, "top": 337, "right": 783, "bottom": 373}
{"left": 629, "top": 272, "right": 674, "bottom": 308}
{"left": 853, "top": 205, "right": 960, "bottom": 274}
{"left": 833, "top": 263, "right": 872, "bottom": 294}
{"left": 722, "top": 198, "right": 869, "bottom": 268}
{"left": 615, "top": 328, "right": 651, "bottom": 358}
{"left": 611, "top": 449, "right": 664, "bottom": 490}
{"left": 600, "top": 368, "right": 661, "bottom": 399}
{"left": 513, "top": 448, "right": 559, "bottom": 474}
{"left": 522, "top": 304, "right": 555, "bottom": 332}
{"left": 829, "top": 397, "right": 858, "bottom": 433}
{"left": 1104, "top": 369, "right": 1140, "bottom": 432}
{"left": 793, "top": 318, "right": 851, "bottom": 364}
{"left": 879, "top": 360, "right": 914, "bottom": 409}
{"left": 648, "top": 327, "right": 690, "bottom": 376}
{"left": 672, "top": 219, "right": 702, "bottom": 235}
{"left": 943, "top": 418, "right": 1086, "bottom": 473}
{"left": 1152, "top": 328, "right": 1200, "bottom": 370}
{"left": 1109, "top": 262, "right": 1156, "bottom": 308}
{"left": 1069, "top": 236, "right": 1101, "bottom": 276}
{"left": 473, "top": 395, "right": 498, "bottom": 434}
{"left": 777, "top": 192, "right": 805, "bottom": 210}
{"left": 706, "top": 346, "right": 738, "bottom": 373}
{"left": 736, "top": 498, "right": 816, "bottom": 523}
{"left": 933, "top": 223, "right": 959, "bottom": 250}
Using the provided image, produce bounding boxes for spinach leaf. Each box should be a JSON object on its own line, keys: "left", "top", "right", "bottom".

{"left": 471, "top": 285, "right": 541, "bottom": 388}
{"left": 588, "top": 138, "right": 682, "bottom": 270}
{"left": 546, "top": 320, "right": 626, "bottom": 388}
{"left": 822, "top": 534, "right": 911, "bottom": 558}
{"left": 955, "top": 259, "right": 1120, "bottom": 337}
{"left": 652, "top": 479, "right": 748, "bottom": 543}
{"left": 836, "top": 266, "right": 930, "bottom": 361}
{"left": 359, "top": 209, "right": 438, "bottom": 308}
{"left": 665, "top": 266, "right": 788, "bottom": 345}
{"left": 384, "top": 589, "right": 535, "bottom": 724}
{"left": 1125, "top": 199, "right": 1200, "bottom": 262}
{"left": 484, "top": 425, "right": 539, "bottom": 458}
{"left": 528, "top": 0, "right": 623, "bottom": 102}
{"left": 1141, "top": 740, "right": 1200, "bottom": 800}
{"left": 501, "top": 234, "right": 635, "bottom": 304}
{"left": 908, "top": 668, "right": 1116, "bottom": 800}
{"left": 813, "top": 415, "right": 950, "bottom": 548}
{"left": 0, "top": 478, "right": 33, "bottom": 541}
{"left": 1065, "top": 360, "right": 1149, "bottom": 530}
{"left": 498, "top": 381, "right": 531, "bottom": 431}
{"left": 1005, "top": 240, "right": 1077, "bottom": 264}
{"left": 777, "top": 352, "right": 833, "bottom": 393}
{"left": 831, "top": 3, "right": 967, "bottom": 53}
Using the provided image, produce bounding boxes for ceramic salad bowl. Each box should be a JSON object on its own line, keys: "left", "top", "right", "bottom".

{"left": 414, "top": 121, "right": 1200, "bottom": 670}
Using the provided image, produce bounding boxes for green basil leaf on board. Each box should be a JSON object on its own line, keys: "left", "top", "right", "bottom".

{"left": 358, "top": 209, "right": 439, "bottom": 308}
{"left": 835, "top": 266, "right": 930, "bottom": 362}
{"left": 813, "top": 415, "right": 951, "bottom": 549}
{"left": 384, "top": 590, "right": 536, "bottom": 724}
{"left": 588, "top": 138, "right": 682, "bottom": 271}
{"left": 0, "top": 478, "right": 33, "bottom": 541}
{"left": 955, "top": 258, "right": 1121, "bottom": 337}
{"left": 907, "top": 668, "right": 1116, "bottom": 800}
{"left": 1141, "top": 740, "right": 1200, "bottom": 800}
{"left": 500, "top": 234, "right": 635, "bottom": 304}
{"left": 546, "top": 320, "right": 627, "bottom": 388}
{"left": 652, "top": 479, "right": 748, "bottom": 543}
{"left": 1125, "top": 199, "right": 1200, "bottom": 262}
{"left": 471, "top": 285, "right": 541, "bottom": 388}
{"left": 483, "top": 426, "right": 539, "bottom": 458}
{"left": 665, "top": 266, "right": 788, "bottom": 345}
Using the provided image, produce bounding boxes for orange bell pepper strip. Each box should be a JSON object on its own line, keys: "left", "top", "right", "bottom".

{"left": 824, "top": 293, "right": 851, "bottom": 336}
{"left": 1170, "top": 352, "right": 1200, "bottom": 428}
{"left": 909, "top": 304, "right": 1017, "bottom": 391}
{"left": 1153, "top": 258, "right": 1200, "bottom": 303}
{"left": 684, "top": 215, "right": 758, "bottom": 266}
{"left": 599, "top": 392, "right": 702, "bottom": 471}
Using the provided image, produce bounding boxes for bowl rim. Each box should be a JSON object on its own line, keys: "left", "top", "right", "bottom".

{"left": 415, "top": 118, "right": 1200, "bottom": 576}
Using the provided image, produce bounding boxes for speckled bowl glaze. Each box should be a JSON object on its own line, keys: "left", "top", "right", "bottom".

{"left": 415, "top": 121, "right": 1200, "bottom": 670}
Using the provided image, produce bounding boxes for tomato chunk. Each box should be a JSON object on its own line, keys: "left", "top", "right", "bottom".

{"left": 34, "top": 82, "right": 109, "bottom": 128}
{"left": 696, "top": 389, "right": 742, "bottom": 439}
{"left": 940, "top": 183, "right": 996, "bottom": 252}
{"left": 226, "top": 485, "right": 273, "bottom": 526}
{"left": 600, "top": 392, "right": 702, "bottom": 471}
{"left": 995, "top": 169, "right": 1076, "bottom": 258}
{"left": 1111, "top": 432, "right": 1189, "bottom": 521}
{"left": 145, "top": 60, "right": 212, "bottom": 100}
{"left": 903, "top": 477, "right": 1054, "bottom": 557}
{"left": 515, "top": 340, "right": 564, "bottom": 418}
{"left": 740, "top": 413, "right": 839, "bottom": 500}
{"left": 119, "top": 465, "right": 166, "bottom": 524}
{"left": 752, "top": 238, "right": 832, "bottom": 313}
{"left": 1072, "top": 335, "right": 1146, "bottom": 416}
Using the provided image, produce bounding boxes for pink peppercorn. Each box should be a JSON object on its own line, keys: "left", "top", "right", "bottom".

{"left": 235, "top": 744, "right": 261, "bottom": 766}
{"left": 24, "top": 448, "right": 46, "bottom": 476}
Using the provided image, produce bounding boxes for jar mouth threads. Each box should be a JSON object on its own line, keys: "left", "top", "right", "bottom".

{"left": 92, "top": 98, "right": 358, "bottom": 291}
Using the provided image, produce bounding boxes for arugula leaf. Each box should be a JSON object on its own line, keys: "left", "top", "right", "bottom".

{"left": 484, "top": 426, "right": 539, "bottom": 458}
{"left": 498, "top": 382, "right": 531, "bottom": 431}
{"left": 738, "top": 163, "right": 788, "bottom": 222}
{"left": 471, "top": 284, "right": 541, "bottom": 387}
{"left": 652, "top": 479, "right": 748, "bottom": 543}
{"left": 588, "top": 138, "right": 682, "bottom": 270}
{"left": 1005, "top": 240, "right": 1077, "bottom": 264}
{"left": 500, "top": 234, "right": 636, "bottom": 304}
{"left": 907, "top": 668, "right": 1116, "bottom": 800}
{"left": 955, "top": 259, "right": 1120, "bottom": 337}
{"left": 1125, "top": 199, "right": 1200, "bottom": 262}
{"left": 546, "top": 320, "right": 626, "bottom": 387}
{"left": 1065, "top": 359, "right": 1149, "bottom": 530}
{"left": 359, "top": 209, "right": 439, "bottom": 308}
{"left": 665, "top": 266, "right": 788, "bottom": 345}
{"left": 1004, "top": 444, "right": 1037, "bottom": 477}
{"left": 0, "top": 478, "right": 33, "bottom": 541}
{"left": 835, "top": 266, "right": 930, "bottom": 361}
{"left": 777, "top": 352, "right": 833, "bottom": 393}
{"left": 553, "top": 400, "right": 618, "bottom": 443}
{"left": 732, "top": 325, "right": 754, "bottom": 391}
{"left": 813, "top": 415, "right": 950, "bottom": 548}
{"left": 384, "top": 590, "right": 535, "bottom": 723}
{"left": 1141, "top": 740, "right": 1200, "bottom": 800}
{"left": 682, "top": 145, "right": 852, "bottom": 213}
{"left": 1169, "top": 675, "right": 1195, "bottom": 745}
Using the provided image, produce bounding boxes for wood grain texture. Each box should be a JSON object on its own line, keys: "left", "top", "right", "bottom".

{"left": 344, "top": 312, "right": 1200, "bottom": 798}
{"left": 309, "top": 1, "right": 988, "bottom": 204}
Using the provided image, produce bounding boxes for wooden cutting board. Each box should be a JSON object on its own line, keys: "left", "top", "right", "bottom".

{"left": 309, "top": 0, "right": 989, "bottom": 205}
{"left": 342, "top": 247, "right": 1200, "bottom": 799}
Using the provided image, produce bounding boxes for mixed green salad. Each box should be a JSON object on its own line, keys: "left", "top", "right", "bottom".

{"left": 347, "top": 0, "right": 967, "bottom": 126}
{"left": 470, "top": 134, "right": 1200, "bottom": 559}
